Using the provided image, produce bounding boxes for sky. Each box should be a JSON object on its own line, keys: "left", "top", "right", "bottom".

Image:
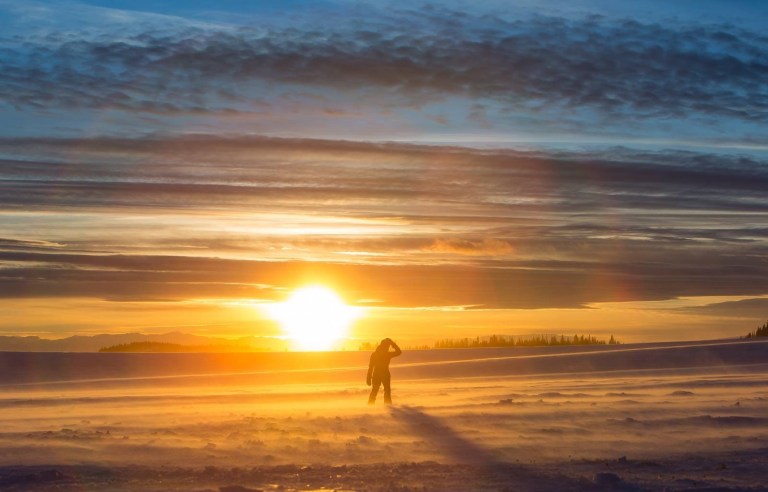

{"left": 0, "top": 0, "right": 766, "bottom": 346}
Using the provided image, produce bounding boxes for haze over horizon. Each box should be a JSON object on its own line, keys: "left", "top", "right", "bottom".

{"left": 1, "top": 0, "right": 767, "bottom": 346}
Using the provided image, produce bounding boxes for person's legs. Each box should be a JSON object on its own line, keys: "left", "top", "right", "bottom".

{"left": 382, "top": 372, "right": 392, "bottom": 404}
{"left": 368, "top": 376, "right": 381, "bottom": 404}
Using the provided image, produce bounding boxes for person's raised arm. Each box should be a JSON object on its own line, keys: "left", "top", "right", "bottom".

{"left": 388, "top": 339, "right": 402, "bottom": 357}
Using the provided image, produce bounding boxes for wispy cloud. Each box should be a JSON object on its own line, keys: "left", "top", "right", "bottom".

{"left": 1, "top": 136, "right": 766, "bottom": 214}
{"left": 1, "top": 248, "right": 766, "bottom": 309}
{"left": 677, "top": 297, "right": 768, "bottom": 318}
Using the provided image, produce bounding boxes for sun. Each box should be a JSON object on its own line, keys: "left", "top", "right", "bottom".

{"left": 266, "top": 285, "right": 361, "bottom": 350}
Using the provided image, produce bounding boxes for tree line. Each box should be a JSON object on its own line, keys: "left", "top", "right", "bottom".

{"left": 745, "top": 320, "right": 768, "bottom": 339}
{"left": 99, "top": 341, "right": 249, "bottom": 352}
{"left": 360, "top": 333, "right": 619, "bottom": 351}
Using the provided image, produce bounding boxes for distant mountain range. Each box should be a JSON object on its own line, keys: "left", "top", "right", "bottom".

{"left": 0, "top": 332, "right": 289, "bottom": 352}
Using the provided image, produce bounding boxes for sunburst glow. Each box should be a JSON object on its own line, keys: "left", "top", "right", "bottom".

{"left": 266, "top": 286, "right": 361, "bottom": 350}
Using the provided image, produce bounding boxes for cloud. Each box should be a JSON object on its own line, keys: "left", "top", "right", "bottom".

{"left": 426, "top": 238, "right": 515, "bottom": 256}
{"left": 1, "top": 136, "right": 766, "bottom": 216}
{"left": 678, "top": 298, "right": 768, "bottom": 318}
{"left": 0, "top": 135, "right": 766, "bottom": 308}
{"left": 1, "top": 7, "right": 766, "bottom": 124}
{"left": 1, "top": 247, "right": 767, "bottom": 309}
{"left": 0, "top": 238, "right": 65, "bottom": 250}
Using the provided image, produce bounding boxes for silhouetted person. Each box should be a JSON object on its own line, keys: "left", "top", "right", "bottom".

{"left": 367, "top": 338, "right": 402, "bottom": 404}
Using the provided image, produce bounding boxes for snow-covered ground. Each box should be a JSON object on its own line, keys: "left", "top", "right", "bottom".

{"left": 1, "top": 339, "right": 767, "bottom": 491}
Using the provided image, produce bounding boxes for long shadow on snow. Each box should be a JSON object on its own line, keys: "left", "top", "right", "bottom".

{"left": 389, "top": 405, "right": 602, "bottom": 491}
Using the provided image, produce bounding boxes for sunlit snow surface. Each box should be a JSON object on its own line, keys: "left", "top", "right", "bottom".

{"left": 1, "top": 340, "right": 767, "bottom": 491}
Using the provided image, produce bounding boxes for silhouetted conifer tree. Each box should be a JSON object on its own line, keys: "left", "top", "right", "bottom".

{"left": 746, "top": 320, "right": 768, "bottom": 338}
